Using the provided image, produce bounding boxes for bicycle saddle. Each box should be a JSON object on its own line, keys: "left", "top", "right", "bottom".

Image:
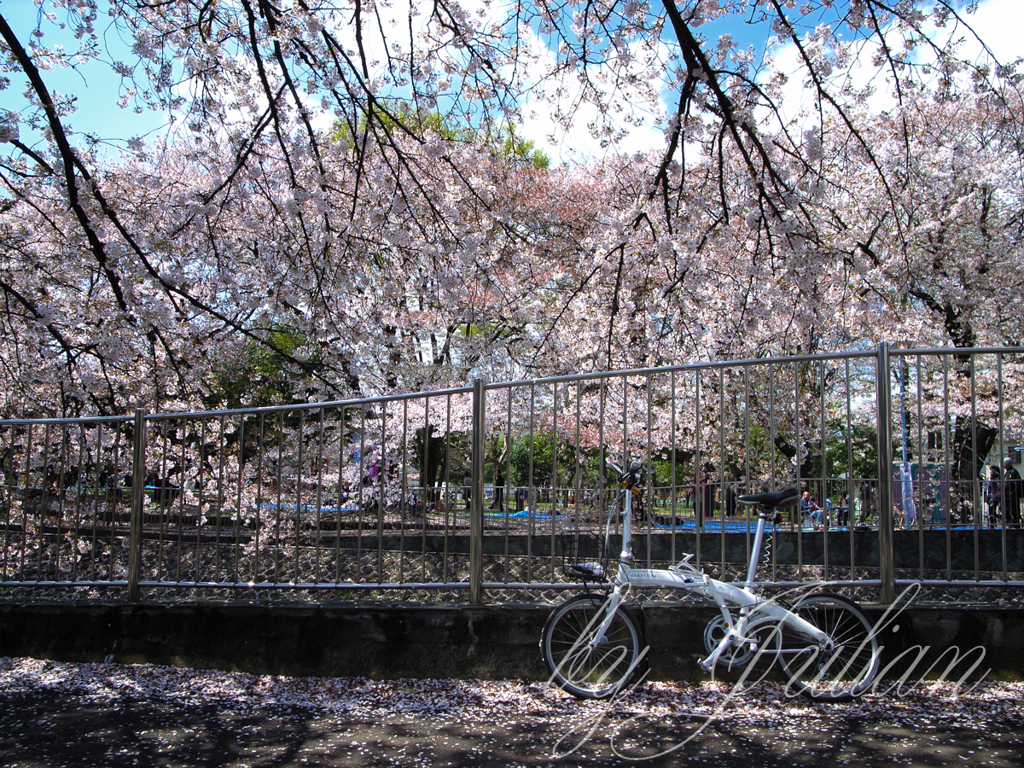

{"left": 737, "top": 488, "right": 800, "bottom": 508}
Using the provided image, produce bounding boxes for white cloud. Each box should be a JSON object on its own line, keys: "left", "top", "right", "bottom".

{"left": 515, "top": 0, "right": 1024, "bottom": 166}
{"left": 947, "top": 0, "right": 1024, "bottom": 66}
{"left": 762, "top": 0, "right": 1024, "bottom": 131}
{"left": 514, "top": 28, "right": 671, "bottom": 165}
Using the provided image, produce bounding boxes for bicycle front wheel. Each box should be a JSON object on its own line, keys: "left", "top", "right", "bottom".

{"left": 541, "top": 595, "right": 642, "bottom": 699}
{"left": 778, "top": 593, "right": 881, "bottom": 702}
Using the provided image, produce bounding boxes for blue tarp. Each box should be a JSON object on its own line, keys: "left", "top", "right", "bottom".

{"left": 652, "top": 518, "right": 768, "bottom": 533}
{"left": 485, "top": 510, "right": 569, "bottom": 520}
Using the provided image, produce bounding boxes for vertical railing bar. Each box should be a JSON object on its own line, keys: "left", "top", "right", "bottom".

{"left": 670, "top": 369, "right": 677, "bottom": 565}
{"left": 694, "top": 370, "right": 702, "bottom": 568}
{"left": 11, "top": 423, "right": 23, "bottom": 581}
{"left": 39, "top": 423, "right": 54, "bottom": 582}
{"left": 846, "top": 358, "right": 855, "bottom": 583}
{"left": 1, "top": 426, "right": 11, "bottom": 581}
{"left": 769, "top": 364, "right": 777, "bottom": 492}
{"left": 4, "top": 424, "right": 13, "bottom": 581}
{"left": 943, "top": 355, "right": 952, "bottom": 582}
{"left": 876, "top": 342, "right": 896, "bottom": 605}
{"left": 576, "top": 380, "right": 584, "bottom": 568}
{"left": 314, "top": 406, "right": 326, "bottom": 585}
{"left": 527, "top": 383, "right": 536, "bottom": 585}
{"left": 227, "top": 414, "right": 240, "bottom": 584}
{"left": 157, "top": 422, "right": 169, "bottom": 583}
{"left": 469, "top": 378, "right": 486, "bottom": 603}
{"left": 417, "top": 398, "right": 427, "bottom": 584}
{"left": 443, "top": 394, "right": 452, "bottom": 584}
{"left": 743, "top": 366, "right": 752, "bottom": 572}
{"left": 504, "top": 388, "right": 514, "bottom": 585}
{"left": 110, "top": 424, "right": 122, "bottom": 582}
{"left": 175, "top": 420, "right": 187, "bottom": 584}
{"left": 970, "top": 355, "right": 980, "bottom": 581}
{"left": 90, "top": 424, "right": 103, "bottom": 583}
{"left": 376, "top": 404, "right": 387, "bottom": 586}
{"left": 413, "top": 398, "right": 424, "bottom": 585}
{"left": 551, "top": 380, "right": 559, "bottom": 581}
{"left": 47, "top": 424, "right": 58, "bottom": 582}
{"left": 21, "top": 422, "right": 33, "bottom": 581}
{"left": 40, "top": 423, "right": 52, "bottom": 582}
{"left": 622, "top": 375, "right": 628, "bottom": 544}
{"left": 422, "top": 396, "right": 431, "bottom": 586}
{"left": 215, "top": 414, "right": 227, "bottom": 585}
{"left": 794, "top": 360, "right": 803, "bottom": 578}
{"left": 401, "top": 397, "right": 409, "bottom": 581}
{"left": 997, "top": 353, "right": 1007, "bottom": 581}
{"left": 916, "top": 354, "right": 925, "bottom": 580}
{"left": 56, "top": 424, "right": 68, "bottom": 582}
{"left": 16, "top": 422, "right": 27, "bottom": 581}
{"left": 767, "top": 364, "right": 776, "bottom": 580}
{"left": 399, "top": 399, "right": 408, "bottom": 586}
{"left": 718, "top": 367, "right": 726, "bottom": 577}
{"left": 647, "top": 372, "right": 654, "bottom": 569}
{"left": 161, "top": 421, "right": 172, "bottom": 587}
{"left": 55, "top": 424, "right": 66, "bottom": 582}
{"left": 42, "top": 423, "right": 55, "bottom": 583}
{"left": 597, "top": 378, "right": 607, "bottom": 563}
{"left": 29, "top": 422, "right": 41, "bottom": 582}
{"left": 356, "top": 407, "right": 366, "bottom": 583}
{"left": 10, "top": 424, "right": 18, "bottom": 580}
{"left": 334, "top": 405, "right": 346, "bottom": 585}
{"left": 128, "top": 409, "right": 146, "bottom": 601}
{"left": 255, "top": 413, "right": 266, "bottom": 586}
{"left": 274, "top": 412, "right": 284, "bottom": 585}
{"left": 73, "top": 423, "right": 85, "bottom": 583}
{"left": 294, "top": 410, "right": 304, "bottom": 585}
{"left": 195, "top": 418, "right": 208, "bottom": 585}
{"left": 234, "top": 414, "right": 247, "bottom": 585}
{"left": 820, "top": 359, "right": 829, "bottom": 582}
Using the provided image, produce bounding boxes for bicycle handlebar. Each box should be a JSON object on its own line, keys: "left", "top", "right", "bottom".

{"left": 619, "top": 460, "right": 644, "bottom": 494}
{"left": 603, "top": 456, "right": 644, "bottom": 495}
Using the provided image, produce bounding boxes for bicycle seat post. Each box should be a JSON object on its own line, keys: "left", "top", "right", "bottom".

{"left": 617, "top": 460, "right": 643, "bottom": 564}
{"left": 745, "top": 509, "right": 770, "bottom": 587}
{"left": 620, "top": 485, "right": 633, "bottom": 563}
{"left": 737, "top": 488, "right": 799, "bottom": 587}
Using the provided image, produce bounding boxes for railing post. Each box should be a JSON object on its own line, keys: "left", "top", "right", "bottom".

{"left": 128, "top": 408, "right": 147, "bottom": 602}
{"left": 875, "top": 343, "right": 896, "bottom": 604}
{"left": 469, "top": 378, "right": 486, "bottom": 604}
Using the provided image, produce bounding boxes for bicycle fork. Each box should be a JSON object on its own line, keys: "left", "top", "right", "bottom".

{"left": 587, "top": 585, "right": 626, "bottom": 648}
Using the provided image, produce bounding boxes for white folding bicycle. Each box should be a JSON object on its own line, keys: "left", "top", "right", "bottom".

{"left": 541, "top": 461, "right": 882, "bottom": 701}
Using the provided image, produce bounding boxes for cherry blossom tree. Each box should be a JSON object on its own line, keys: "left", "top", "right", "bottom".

{"left": 1, "top": 0, "right": 1021, "bottom": 421}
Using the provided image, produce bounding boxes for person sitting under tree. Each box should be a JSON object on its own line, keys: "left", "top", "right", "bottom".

{"left": 1003, "top": 458, "right": 1022, "bottom": 528}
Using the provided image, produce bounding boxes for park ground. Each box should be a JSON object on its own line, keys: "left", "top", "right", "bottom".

{"left": 0, "top": 657, "right": 1022, "bottom": 767}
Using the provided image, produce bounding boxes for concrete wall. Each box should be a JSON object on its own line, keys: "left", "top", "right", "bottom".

{"left": 2, "top": 600, "right": 1022, "bottom": 683}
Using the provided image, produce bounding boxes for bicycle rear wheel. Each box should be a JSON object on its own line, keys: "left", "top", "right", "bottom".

{"left": 777, "top": 593, "right": 881, "bottom": 702}
{"left": 541, "top": 594, "right": 642, "bottom": 700}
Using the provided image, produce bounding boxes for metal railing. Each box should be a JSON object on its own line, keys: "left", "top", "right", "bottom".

{"left": 2, "top": 343, "right": 1022, "bottom": 604}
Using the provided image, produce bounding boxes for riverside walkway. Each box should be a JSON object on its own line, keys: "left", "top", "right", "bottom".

{"left": 0, "top": 657, "right": 1022, "bottom": 768}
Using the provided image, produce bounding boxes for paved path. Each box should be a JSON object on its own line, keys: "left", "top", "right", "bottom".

{"left": 1, "top": 660, "right": 1022, "bottom": 767}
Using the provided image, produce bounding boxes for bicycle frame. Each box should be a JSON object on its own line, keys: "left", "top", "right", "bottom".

{"left": 589, "top": 484, "right": 830, "bottom": 672}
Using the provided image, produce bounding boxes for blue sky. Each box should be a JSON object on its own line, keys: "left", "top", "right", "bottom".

{"left": 1, "top": 0, "right": 170, "bottom": 147}
{"left": 2, "top": 0, "right": 1020, "bottom": 162}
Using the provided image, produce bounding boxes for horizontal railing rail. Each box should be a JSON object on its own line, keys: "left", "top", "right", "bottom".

{"left": 2, "top": 343, "right": 1023, "bottom": 604}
